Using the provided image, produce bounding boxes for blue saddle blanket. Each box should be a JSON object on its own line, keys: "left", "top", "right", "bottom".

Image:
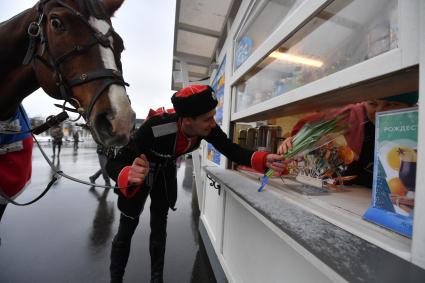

{"left": 0, "top": 106, "right": 31, "bottom": 145}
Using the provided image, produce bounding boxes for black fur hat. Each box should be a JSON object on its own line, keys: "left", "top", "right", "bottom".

{"left": 171, "top": 85, "right": 218, "bottom": 117}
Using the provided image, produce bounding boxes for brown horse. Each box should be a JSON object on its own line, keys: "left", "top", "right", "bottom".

{"left": 0, "top": 0, "right": 136, "bottom": 225}
{"left": 0, "top": 0, "right": 135, "bottom": 146}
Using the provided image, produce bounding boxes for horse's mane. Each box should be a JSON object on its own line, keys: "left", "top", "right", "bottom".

{"left": 0, "top": 1, "right": 111, "bottom": 26}
{"left": 0, "top": 9, "right": 32, "bottom": 28}
{"left": 77, "top": 0, "right": 109, "bottom": 20}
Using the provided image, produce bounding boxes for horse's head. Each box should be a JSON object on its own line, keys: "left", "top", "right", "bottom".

{"left": 27, "top": 0, "right": 135, "bottom": 146}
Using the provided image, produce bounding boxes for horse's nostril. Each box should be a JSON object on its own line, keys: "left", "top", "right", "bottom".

{"left": 93, "top": 112, "right": 131, "bottom": 146}
{"left": 94, "top": 112, "right": 113, "bottom": 136}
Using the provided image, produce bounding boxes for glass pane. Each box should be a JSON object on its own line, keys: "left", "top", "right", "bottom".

{"left": 235, "top": 0, "right": 398, "bottom": 112}
{"left": 234, "top": 0, "right": 305, "bottom": 70}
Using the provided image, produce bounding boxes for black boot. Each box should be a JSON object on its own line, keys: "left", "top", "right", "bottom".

{"left": 149, "top": 205, "right": 169, "bottom": 283}
{"left": 110, "top": 214, "right": 139, "bottom": 283}
{"left": 0, "top": 204, "right": 6, "bottom": 246}
{"left": 105, "top": 179, "right": 112, "bottom": 187}
{"left": 110, "top": 237, "right": 131, "bottom": 283}
{"left": 150, "top": 238, "right": 166, "bottom": 283}
{"left": 0, "top": 203, "right": 6, "bottom": 222}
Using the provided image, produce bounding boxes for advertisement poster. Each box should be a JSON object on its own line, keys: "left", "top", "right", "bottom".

{"left": 234, "top": 36, "right": 253, "bottom": 69}
{"left": 207, "top": 143, "right": 221, "bottom": 165}
{"left": 208, "top": 57, "right": 226, "bottom": 165}
{"left": 211, "top": 57, "right": 225, "bottom": 125}
{"left": 363, "top": 108, "right": 418, "bottom": 237}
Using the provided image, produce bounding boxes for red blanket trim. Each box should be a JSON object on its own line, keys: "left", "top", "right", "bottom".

{"left": 0, "top": 137, "right": 33, "bottom": 198}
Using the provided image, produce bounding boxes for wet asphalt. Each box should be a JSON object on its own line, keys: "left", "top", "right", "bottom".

{"left": 0, "top": 143, "right": 216, "bottom": 283}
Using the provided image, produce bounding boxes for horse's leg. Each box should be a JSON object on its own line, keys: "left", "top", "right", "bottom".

{"left": 52, "top": 143, "right": 56, "bottom": 156}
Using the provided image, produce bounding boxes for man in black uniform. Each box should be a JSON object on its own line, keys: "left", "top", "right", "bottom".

{"left": 106, "top": 85, "right": 286, "bottom": 283}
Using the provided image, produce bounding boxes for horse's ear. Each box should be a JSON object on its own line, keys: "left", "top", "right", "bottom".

{"left": 102, "top": 0, "right": 125, "bottom": 17}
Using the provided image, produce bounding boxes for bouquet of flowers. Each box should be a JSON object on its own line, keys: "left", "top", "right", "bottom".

{"left": 290, "top": 142, "right": 355, "bottom": 188}
{"left": 259, "top": 113, "right": 351, "bottom": 191}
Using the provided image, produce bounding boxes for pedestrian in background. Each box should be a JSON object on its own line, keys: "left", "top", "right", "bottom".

{"left": 73, "top": 131, "right": 79, "bottom": 151}
{"left": 90, "top": 144, "right": 112, "bottom": 187}
{"left": 50, "top": 124, "right": 63, "bottom": 158}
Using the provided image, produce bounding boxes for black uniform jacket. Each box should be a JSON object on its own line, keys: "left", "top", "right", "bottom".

{"left": 106, "top": 112, "right": 255, "bottom": 213}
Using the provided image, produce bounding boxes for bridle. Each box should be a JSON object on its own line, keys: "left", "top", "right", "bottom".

{"left": 23, "top": 0, "right": 129, "bottom": 122}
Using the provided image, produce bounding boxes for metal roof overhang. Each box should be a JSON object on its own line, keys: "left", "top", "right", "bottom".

{"left": 171, "top": 0, "right": 241, "bottom": 90}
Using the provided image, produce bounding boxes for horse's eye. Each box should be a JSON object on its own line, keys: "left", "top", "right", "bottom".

{"left": 50, "top": 18, "right": 63, "bottom": 31}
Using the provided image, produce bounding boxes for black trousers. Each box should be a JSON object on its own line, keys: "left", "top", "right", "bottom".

{"left": 110, "top": 183, "right": 170, "bottom": 283}
{"left": 0, "top": 203, "right": 6, "bottom": 223}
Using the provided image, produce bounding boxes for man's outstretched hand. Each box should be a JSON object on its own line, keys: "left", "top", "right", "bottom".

{"left": 265, "top": 154, "right": 286, "bottom": 173}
